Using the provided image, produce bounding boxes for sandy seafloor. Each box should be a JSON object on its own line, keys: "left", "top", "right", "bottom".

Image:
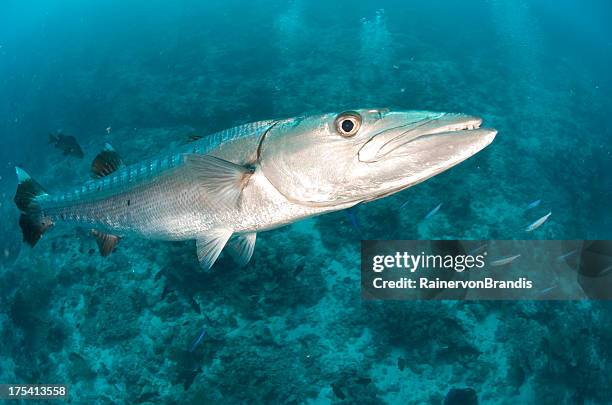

{"left": 1, "top": 1, "right": 611, "bottom": 404}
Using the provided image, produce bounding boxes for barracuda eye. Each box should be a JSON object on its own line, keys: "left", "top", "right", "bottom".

{"left": 335, "top": 111, "right": 362, "bottom": 137}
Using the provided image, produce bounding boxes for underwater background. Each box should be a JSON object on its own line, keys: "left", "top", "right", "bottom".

{"left": 1, "top": 0, "right": 611, "bottom": 403}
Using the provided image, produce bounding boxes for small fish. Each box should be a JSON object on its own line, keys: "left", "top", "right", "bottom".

{"left": 106, "top": 126, "right": 112, "bottom": 134}
{"left": 525, "top": 211, "right": 552, "bottom": 232}
{"left": 188, "top": 325, "right": 207, "bottom": 352}
{"left": 345, "top": 206, "right": 361, "bottom": 233}
{"left": 293, "top": 262, "right": 305, "bottom": 276}
{"left": 399, "top": 199, "right": 410, "bottom": 209}
{"left": 68, "top": 351, "right": 86, "bottom": 362}
{"left": 468, "top": 243, "right": 488, "bottom": 255}
{"left": 253, "top": 375, "right": 267, "bottom": 385}
{"left": 526, "top": 199, "right": 541, "bottom": 210}
{"left": 444, "top": 388, "right": 478, "bottom": 405}
{"left": 182, "top": 367, "right": 202, "bottom": 391}
{"left": 354, "top": 377, "right": 371, "bottom": 385}
{"left": 331, "top": 383, "right": 346, "bottom": 400}
{"left": 538, "top": 285, "right": 557, "bottom": 295}
{"left": 161, "top": 284, "right": 173, "bottom": 300}
{"left": 188, "top": 296, "right": 201, "bottom": 314}
{"left": 187, "top": 133, "right": 203, "bottom": 143}
{"left": 556, "top": 249, "right": 578, "bottom": 262}
{"left": 490, "top": 254, "right": 521, "bottom": 267}
{"left": 424, "top": 203, "right": 442, "bottom": 220}
{"left": 596, "top": 264, "right": 612, "bottom": 277}
{"left": 49, "top": 132, "right": 84, "bottom": 158}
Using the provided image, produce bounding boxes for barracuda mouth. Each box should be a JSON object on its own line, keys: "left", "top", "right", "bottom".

{"left": 358, "top": 114, "right": 495, "bottom": 163}
{"left": 355, "top": 113, "right": 496, "bottom": 204}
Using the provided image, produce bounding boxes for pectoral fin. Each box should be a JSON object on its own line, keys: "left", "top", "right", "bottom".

{"left": 183, "top": 154, "right": 254, "bottom": 208}
{"left": 91, "top": 229, "right": 120, "bottom": 256}
{"left": 196, "top": 228, "right": 233, "bottom": 270}
{"left": 227, "top": 232, "right": 257, "bottom": 267}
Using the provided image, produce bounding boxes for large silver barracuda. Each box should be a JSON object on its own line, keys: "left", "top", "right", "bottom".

{"left": 14, "top": 109, "right": 496, "bottom": 269}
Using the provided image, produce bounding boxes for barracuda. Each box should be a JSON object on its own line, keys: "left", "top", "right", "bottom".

{"left": 14, "top": 109, "right": 496, "bottom": 269}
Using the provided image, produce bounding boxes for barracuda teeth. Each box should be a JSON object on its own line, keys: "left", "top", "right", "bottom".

{"left": 458, "top": 123, "right": 476, "bottom": 130}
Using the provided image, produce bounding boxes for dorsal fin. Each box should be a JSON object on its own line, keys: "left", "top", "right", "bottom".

{"left": 91, "top": 143, "right": 124, "bottom": 178}
{"left": 91, "top": 229, "right": 120, "bottom": 256}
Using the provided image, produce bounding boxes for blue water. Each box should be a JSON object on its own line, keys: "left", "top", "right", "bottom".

{"left": 1, "top": 1, "right": 611, "bottom": 403}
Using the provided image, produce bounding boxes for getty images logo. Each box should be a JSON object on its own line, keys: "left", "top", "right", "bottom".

{"left": 371, "top": 251, "right": 488, "bottom": 273}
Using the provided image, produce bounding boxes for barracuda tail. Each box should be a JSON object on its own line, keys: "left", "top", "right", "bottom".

{"left": 14, "top": 167, "right": 53, "bottom": 246}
